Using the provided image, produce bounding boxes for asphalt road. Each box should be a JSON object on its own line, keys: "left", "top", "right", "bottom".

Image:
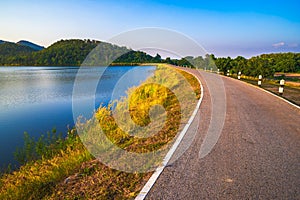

{"left": 145, "top": 69, "right": 300, "bottom": 199}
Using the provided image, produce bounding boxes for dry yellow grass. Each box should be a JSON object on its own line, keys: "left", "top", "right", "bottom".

{"left": 274, "top": 72, "right": 300, "bottom": 78}
{"left": 285, "top": 81, "right": 300, "bottom": 87}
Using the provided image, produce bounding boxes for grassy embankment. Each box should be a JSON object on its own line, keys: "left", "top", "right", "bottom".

{"left": 227, "top": 73, "right": 300, "bottom": 106}
{"left": 0, "top": 64, "right": 200, "bottom": 199}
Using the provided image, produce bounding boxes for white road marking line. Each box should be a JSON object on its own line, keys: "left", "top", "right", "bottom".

{"left": 135, "top": 68, "right": 204, "bottom": 200}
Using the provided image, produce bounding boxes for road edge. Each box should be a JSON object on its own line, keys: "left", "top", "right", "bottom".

{"left": 135, "top": 68, "right": 204, "bottom": 200}
{"left": 222, "top": 75, "right": 300, "bottom": 110}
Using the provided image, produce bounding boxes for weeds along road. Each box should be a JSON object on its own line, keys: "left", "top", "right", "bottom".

{"left": 145, "top": 68, "right": 300, "bottom": 199}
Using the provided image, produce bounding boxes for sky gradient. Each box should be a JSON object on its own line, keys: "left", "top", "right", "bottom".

{"left": 1, "top": 0, "right": 299, "bottom": 58}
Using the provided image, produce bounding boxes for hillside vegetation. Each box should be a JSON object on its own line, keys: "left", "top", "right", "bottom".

{"left": 0, "top": 39, "right": 299, "bottom": 77}
{"left": 213, "top": 53, "right": 300, "bottom": 77}
{"left": 0, "top": 39, "right": 161, "bottom": 66}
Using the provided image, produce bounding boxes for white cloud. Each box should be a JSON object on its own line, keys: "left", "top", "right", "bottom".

{"left": 272, "top": 42, "right": 285, "bottom": 48}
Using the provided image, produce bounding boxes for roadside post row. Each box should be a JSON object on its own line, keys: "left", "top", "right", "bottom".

{"left": 215, "top": 70, "right": 285, "bottom": 96}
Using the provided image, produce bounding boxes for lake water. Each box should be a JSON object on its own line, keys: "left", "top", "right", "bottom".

{"left": 0, "top": 66, "right": 155, "bottom": 168}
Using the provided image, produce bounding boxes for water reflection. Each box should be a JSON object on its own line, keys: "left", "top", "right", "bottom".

{"left": 0, "top": 66, "right": 155, "bottom": 167}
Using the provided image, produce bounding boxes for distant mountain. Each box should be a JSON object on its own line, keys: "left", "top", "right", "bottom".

{"left": 0, "top": 39, "right": 161, "bottom": 66}
{"left": 0, "top": 40, "right": 6, "bottom": 44}
{"left": 0, "top": 41, "right": 36, "bottom": 57}
{"left": 17, "top": 40, "right": 44, "bottom": 51}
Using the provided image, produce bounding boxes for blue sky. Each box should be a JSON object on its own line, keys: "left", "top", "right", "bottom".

{"left": 1, "top": 0, "right": 299, "bottom": 57}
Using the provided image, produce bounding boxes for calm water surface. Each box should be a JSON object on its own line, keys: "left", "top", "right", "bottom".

{"left": 0, "top": 66, "right": 155, "bottom": 168}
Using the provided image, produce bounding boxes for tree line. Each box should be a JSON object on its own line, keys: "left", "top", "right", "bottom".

{"left": 0, "top": 39, "right": 299, "bottom": 77}
{"left": 188, "top": 53, "right": 300, "bottom": 78}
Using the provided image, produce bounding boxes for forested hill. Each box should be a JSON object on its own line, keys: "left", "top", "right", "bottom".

{"left": 0, "top": 39, "right": 161, "bottom": 66}
{"left": 0, "top": 39, "right": 299, "bottom": 77}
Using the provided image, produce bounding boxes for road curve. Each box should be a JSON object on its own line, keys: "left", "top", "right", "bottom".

{"left": 145, "top": 69, "right": 300, "bottom": 199}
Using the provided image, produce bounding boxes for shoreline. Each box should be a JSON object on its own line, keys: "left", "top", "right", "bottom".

{"left": 0, "top": 65, "right": 156, "bottom": 171}
{"left": 0, "top": 63, "right": 202, "bottom": 199}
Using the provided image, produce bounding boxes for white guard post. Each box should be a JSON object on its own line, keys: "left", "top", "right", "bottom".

{"left": 279, "top": 79, "right": 285, "bottom": 95}
{"left": 258, "top": 75, "right": 262, "bottom": 87}
{"left": 238, "top": 71, "right": 241, "bottom": 80}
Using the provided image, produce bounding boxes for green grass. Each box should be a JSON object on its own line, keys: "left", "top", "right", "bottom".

{"left": 0, "top": 64, "right": 201, "bottom": 199}
{"left": 0, "top": 131, "right": 92, "bottom": 199}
